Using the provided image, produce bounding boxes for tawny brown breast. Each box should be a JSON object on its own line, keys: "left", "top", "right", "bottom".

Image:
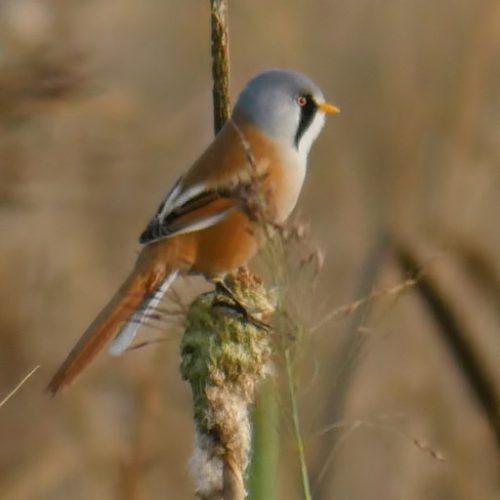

{"left": 183, "top": 112, "right": 290, "bottom": 222}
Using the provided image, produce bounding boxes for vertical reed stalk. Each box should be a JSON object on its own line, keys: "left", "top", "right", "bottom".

{"left": 209, "top": 0, "right": 230, "bottom": 134}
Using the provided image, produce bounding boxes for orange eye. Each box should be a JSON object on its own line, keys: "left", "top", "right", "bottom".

{"left": 295, "top": 95, "right": 307, "bottom": 106}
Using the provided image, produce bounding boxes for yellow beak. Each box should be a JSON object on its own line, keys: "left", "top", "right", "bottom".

{"left": 317, "top": 101, "right": 340, "bottom": 114}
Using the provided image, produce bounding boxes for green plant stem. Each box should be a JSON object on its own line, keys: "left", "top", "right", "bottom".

{"left": 248, "top": 379, "right": 279, "bottom": 500}
{"left": 285, "top": 348, "right": 312, "bottom": 500}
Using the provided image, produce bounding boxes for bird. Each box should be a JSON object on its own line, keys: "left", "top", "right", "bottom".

{"left": 47, "top": 69, "right": 339, "bottom": 395}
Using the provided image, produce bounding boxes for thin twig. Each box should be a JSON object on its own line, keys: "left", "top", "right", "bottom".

{"left": 0, "top": 365, "right": 40, "bottom": 408}
{"left": 314, "top": 416, "right": 445, "bottom": 486}
{"left": 310, "top": 235, "right": 449, "bottom": 335}
{"left": 310, "top": 277, "right": 416, "bottom": 334}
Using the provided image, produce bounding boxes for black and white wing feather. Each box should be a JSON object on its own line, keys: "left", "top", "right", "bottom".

{"left": 139, "top": 178, "right": 238, "bottom": 245}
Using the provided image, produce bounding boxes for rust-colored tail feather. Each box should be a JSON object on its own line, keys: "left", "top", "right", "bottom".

{"left": 47, "top": 263, "right": 171, "bottom": 395}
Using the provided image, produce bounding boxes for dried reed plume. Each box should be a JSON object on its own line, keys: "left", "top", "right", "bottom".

{"left": 180, "top": 269, "right": 275, "bottom": 499}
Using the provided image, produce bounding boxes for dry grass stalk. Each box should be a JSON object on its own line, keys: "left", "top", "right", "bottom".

{"left": 0, "top": 365, "right": 39, "bottom": 408}
{"left": 210, "top": 0, "right": 231, "bottom": 134}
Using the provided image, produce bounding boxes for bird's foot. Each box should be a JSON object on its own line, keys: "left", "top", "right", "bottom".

{"left": 212, "top": 277, "right": 270, "bottom": 331}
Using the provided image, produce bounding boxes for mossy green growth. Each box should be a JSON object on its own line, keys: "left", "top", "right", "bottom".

{"left": 180, "top": 271, "right": 274, "bottom": 430}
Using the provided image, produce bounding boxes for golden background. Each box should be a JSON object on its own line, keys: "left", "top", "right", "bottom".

{"left": 0, "top": 0, "right": 499, "bottom": 498}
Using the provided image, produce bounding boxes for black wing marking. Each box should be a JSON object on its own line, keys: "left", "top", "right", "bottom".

{"left": 139, "top": 188, "right": 235, "bottom": 245}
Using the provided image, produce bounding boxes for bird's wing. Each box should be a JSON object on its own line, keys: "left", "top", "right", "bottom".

{"left": 139, "top": 118, "right": 273, "bottom": 246}
{"left": 139, "top": 183, "right": 241, "bottom": 244}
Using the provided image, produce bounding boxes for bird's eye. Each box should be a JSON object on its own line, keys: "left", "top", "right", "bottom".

{"left": 295, "top": 95, "right": 307, "bottom": 107}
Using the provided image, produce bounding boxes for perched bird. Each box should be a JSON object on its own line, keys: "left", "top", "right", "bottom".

{"left": 47, "top": 69, "right": 339, "bottom": 394}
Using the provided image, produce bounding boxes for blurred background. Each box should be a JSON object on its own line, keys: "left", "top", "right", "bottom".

{"left": 0, "top": 0, "right": 499, "bottom": 498}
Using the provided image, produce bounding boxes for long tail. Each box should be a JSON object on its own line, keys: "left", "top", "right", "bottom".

{"left": 47, "top": 252, "right": 179, "bottom": 395}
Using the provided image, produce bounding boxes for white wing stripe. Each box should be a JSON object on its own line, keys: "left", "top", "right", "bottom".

{"left": 108, "top": 270, "right": 179, "bottom": 356}
{"left": 167, "top": 207, "right": 235, "bottom": 237}
{"left": 166, "top": 183, "right": 207, "bottom": 215}
{"left": 158, "top": 178, "right": 183, "bottom": 220}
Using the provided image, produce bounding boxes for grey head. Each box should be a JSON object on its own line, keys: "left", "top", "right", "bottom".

{"left": 233, "top": 69, "right": 338, "bottom": 161}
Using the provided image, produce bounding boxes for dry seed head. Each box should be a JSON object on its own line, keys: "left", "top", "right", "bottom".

{"left": 180, "top": 269, "right": 275, "bottom": 498}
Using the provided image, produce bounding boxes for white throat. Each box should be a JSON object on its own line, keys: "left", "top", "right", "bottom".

{"left": 296, "top": 112, "right": 325, "bottom": 165}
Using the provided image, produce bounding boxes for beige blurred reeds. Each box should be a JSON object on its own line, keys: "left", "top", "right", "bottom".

{"left": 0, "top": 1, "right": 499, "bottom": 499}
